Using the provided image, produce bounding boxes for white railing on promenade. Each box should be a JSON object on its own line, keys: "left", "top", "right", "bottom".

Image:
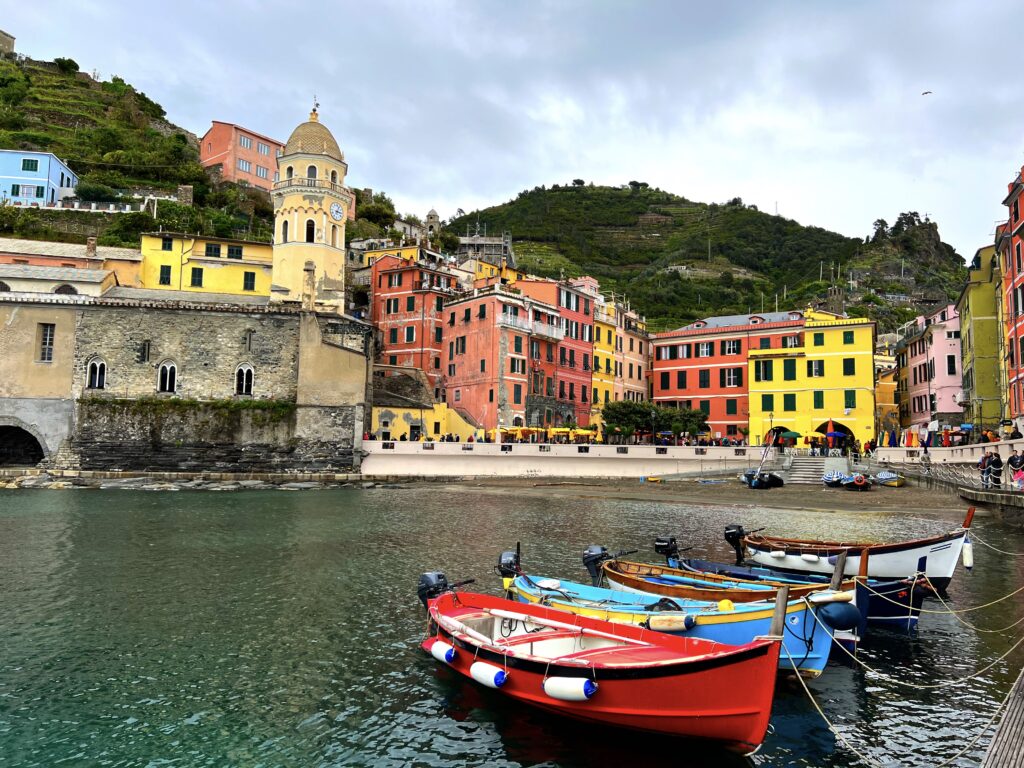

{"left": 874, "top": 437, "right": 1024, "bottom": 466}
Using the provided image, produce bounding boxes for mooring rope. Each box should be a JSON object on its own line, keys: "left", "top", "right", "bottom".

{"left": 968, "top": 528, "right": 1024, "bottom": 557}
{"left": 858, "top": 579, "right": 1024, "bottom": 619}
{"left": 803, "top": 598, "right": 1024, "bottom": 689}
{"left": 787, "top": 635, "right": 1017, "bottom": 768}
{"left": 923, "top": 576, "right": 1024, "bottom": 634}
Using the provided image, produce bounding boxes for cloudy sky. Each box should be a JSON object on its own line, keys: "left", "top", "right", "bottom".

{"left": 6, "top": 1, "right": 1021, "bottom": 257}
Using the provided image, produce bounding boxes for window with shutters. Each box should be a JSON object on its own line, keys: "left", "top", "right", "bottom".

{"left": 406, "top": 296, "right": 415, "bottom": 311}
{"left": 243, "top": 271, "right": 256, "bottom": 291}
{"left": 698, "top": 369, "right": 710, "bottom": 388}
{"left": 724, "top": 367, "right": 741, "bottom": 387}
{"left": 844, "top": 390, "right": 856, "bottom": 408}
{"left": 723, "top": 339, "right": 740, "bottom": 355}
{"left": 759, "top": 337, "right": 770, "bottom": 349}
{"left": 783, "top": 359, "right": 796, "bottom": 380}
{"left": 843, "top": 358, "right": 855, "bottom": 376}
{"left": 726, "top": 398, "right": 737, "bottom": 415}
{"left": 813, "top": 332, "right": 824, "bottom": 346}
{"left": 405, "top": 326, "right": 415, "bottom": 342}
{"left": 389, "top": 328, "right": 398, "bottom": 343}
{"left": 676, "top": 370, "right": 686, "bottom": 389}
{"left": 843, "top": 330, "right": 855, "bottom": 345}
{"left": 761, "top": 394, "right": 774, "bottom": 411}
{"left": 158, "top": 265, "right": 171, "bottom": 285}
{"left": 754, "top": 359, "right": 773, "bottom": 381}
{"left": 660, "top": 372, "right": 670, "bottom": 389}
{"left": 783, "top": 393, "right": 796, "bottom": 411}
{"left": 813, "top": 390, "right": 824, "bottom": 409}
{"left": 697, "top": 342, "right": 712, "bottom": 357}
{"left": 807, "top": 360, "right": 824, "bottom": 377}
{"left": 699, "top": 400, "right": 710, "bottom": 415}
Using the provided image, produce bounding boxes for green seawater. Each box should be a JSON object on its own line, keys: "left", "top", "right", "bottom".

{"left": 0, "top": 487, "right": 1022, "bottom": 767}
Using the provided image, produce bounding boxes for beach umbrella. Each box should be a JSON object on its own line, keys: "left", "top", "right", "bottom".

{"left": 780, "top": 430, "right": 801, "bottom": 439}
{"left": 826, "top": 431, "right": 845, "bottom": 438}
{"left": 888, "top": 429, "right": 897, "bottom": 447}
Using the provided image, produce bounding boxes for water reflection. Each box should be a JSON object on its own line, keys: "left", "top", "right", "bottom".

{"left": 0, "top": 488, "right": 1021, "bottom": 767}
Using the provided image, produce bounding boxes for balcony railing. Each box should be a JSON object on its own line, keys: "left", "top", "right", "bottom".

{"left": 273, "top": 177, "right": 347, "bottom": 194}
{"left": 497, "top": 314, "right": 565, "bottom": 340}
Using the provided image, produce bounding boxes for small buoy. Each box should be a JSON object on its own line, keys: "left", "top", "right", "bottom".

{"left": 770, "top": 550, "right": 786, "bottom": 559}
{"left": 801, "top": 553, "right": 820, "bottom": 563}
{"left": 717, "top": 599, "right": 735, "bottom": 612}
{"left": 430, "top": 640, "right": 456, "bottom": 664}
{"left": 470, "top": 661, "right": 507, "bottom": 688}
{"left": 543, "top": 677, "right": 598, "bottom": 701}
{"left": 648, "top": 614, "right": 697, "bottom": 632}
{"left": 962, "top": 538, "right": 974, "bottom": 571}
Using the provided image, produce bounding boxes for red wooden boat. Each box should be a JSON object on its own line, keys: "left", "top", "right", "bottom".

{"left": 421, "top": 587, "right": 782, "bottom": 754}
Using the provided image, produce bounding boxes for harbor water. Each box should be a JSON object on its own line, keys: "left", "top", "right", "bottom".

{"left": 1, "top": 486, "right": 1022, "bottom": 767}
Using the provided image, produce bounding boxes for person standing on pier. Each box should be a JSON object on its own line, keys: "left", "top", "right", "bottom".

{"left": 989, "top": 451, "right": 1004, "bottom": 489}
{"left": 1009, "top": 450, "right": 1024, "bottom": 490}
{"left": 979, "top": 452, "right": 991, "bottom": 488}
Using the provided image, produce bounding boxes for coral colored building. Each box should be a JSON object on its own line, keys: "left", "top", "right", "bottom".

{"left": 999, "top": 169, "right": 1024, "bottom": 421}
{"left": 652, "top": 311, "right": 808, "bottom": 440}
{"left": 441, "top": 285, "right": 565, "bottom": 431}
{"left": 895, "top": 304, "right": 962, "bottom": 431}
{"left": 370, "top": 254, "right": 459, "bottom": 389}
{"left": 518, "top": 278, "right": 594, "bottom": 426}
{"left": 200, "top": 122, "right": 284, "bottom": 191}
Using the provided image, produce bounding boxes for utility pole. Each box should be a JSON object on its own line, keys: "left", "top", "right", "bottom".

{"left": 760, "top": 292, "right": 764, "bottom": 313}
{"left": 775, "top": 293, "right": 779, "bottom": 312}
{"left": 819, "top": 261, "right": 823, "bottom": 281}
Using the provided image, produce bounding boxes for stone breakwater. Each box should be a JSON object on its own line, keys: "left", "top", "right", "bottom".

{"left": 0, "top": 472, "right": 392, "bottom": 492}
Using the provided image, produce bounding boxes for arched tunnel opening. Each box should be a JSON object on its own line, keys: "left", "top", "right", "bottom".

{"left": 0, "top": 426, "right": 45, "bottom": 466}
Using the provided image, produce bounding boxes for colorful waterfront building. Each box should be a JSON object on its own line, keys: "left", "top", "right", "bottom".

{"left": 517, "top": 278, "right": 594, "bottom": 426}
{"left": 140, "top": 233, "right": 272, "bottom": 296}
{"left": 875, "top": 366, "right": 899, "bottom": 435}
{"left": 591, "top": 298, "right": 617, "bottom": 426}
{"left": 615, "top": 302, "right": 649, "bottom": 403}
{"left": 748, "top": 312, "right": 877, "bottom": 446}
{"left": 895, "top": 305, "right": 962, "bottom": 432}
{"left": 957, "top": 245, "right": 1003, "bottom": 430}
{"left": 652, "top": 311, "right": 808, "bottom": 440}
{"left": 369, "top": 252, "right": 459, "bottom": 389}
{"left": 997, "top": 169, "right": 1024, "bottom": 422}
{"left": 199, "top": 122, "right": 284, "bottom": 192}
{"left": 440, "top": 284, "right": 566, "bottom": 431}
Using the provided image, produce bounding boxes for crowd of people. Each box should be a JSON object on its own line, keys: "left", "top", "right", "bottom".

{"left": 978, "top": 449, "right": 1024, "bottom": 490}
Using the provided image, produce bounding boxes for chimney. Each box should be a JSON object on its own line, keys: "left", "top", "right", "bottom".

{"left": 86, "top": 237, "right": 97, "bottom": 260}
{"left": 302, "top": 260, "right": 316, "bottom": 311}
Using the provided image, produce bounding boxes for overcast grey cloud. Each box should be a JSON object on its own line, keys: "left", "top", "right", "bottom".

{"left": 5, "top": 0, "right": 1020, "bottom": 257}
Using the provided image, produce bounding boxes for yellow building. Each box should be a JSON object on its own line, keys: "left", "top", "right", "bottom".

{"left": 875, "top": 366, "right": 899, "bottom": 435}
{"left": 140, "top": 233, "right": 273, "bottom": 295}
{"left": 364, "top": 244, "right": 420, "bottom": 265}
{"left": 370, "top": 402, "right": 479, "bottom": 441}
{"left": 271, "top": 108, "right": 349, "bottom": 308}
{"left": 748, "top": 312, "right": 877, "bottom": 446}
{"left": 461, "top": 257, "right": 527, "bottom": 284}
{"left": 591, "top": 302, "right": 616, "bottom": 427}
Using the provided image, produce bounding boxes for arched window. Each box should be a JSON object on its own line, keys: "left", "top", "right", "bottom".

{"left": 307, "top": 165, "right": 317, "bottom": 181}
{"left": 87, "top": 358, "right": 106, "bottom": 389}
{"left": 0, "top": 281, "right": 9, "bottom": 292}
{"left": 235, "top": 364, "right": 254, "bottom": 396}
{"left": 330, "top": 169, "right": 337, "bottom": 185}
{"left": 54, "top": 284, "right": 77, "bottom": 295}
{"left": 286, "top": 166, "right": 294, "bottom": 180}
{"left": 158, "top": 361, "right": 177, "bottom": 393}
{"left": 281, "top": 220, "right": 289, "bottom": 244}
{"left": 331, "top": 224, "right": 338, "bottom": 247}
{"left": 305, "top": 219, "right": 315, "bottom": 243}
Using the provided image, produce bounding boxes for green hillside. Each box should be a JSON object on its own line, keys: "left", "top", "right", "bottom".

{"left": 449, "top": 184, "right": 967, "bottom": 332}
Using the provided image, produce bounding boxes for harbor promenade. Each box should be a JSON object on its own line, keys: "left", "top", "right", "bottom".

{"left": 982, "top": 666, "right": 1024, "bottom": 768}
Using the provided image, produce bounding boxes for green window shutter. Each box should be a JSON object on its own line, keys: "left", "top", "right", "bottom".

{"left": 784, "top": 393, "right": 796, "bottom": 411}
{"left": 660, "top": 372, "right": 669, "bottom": 389}
{"left": 764, "top": 360, "right": 773, "bottom": 381}
{"left": 813, "top": 390, "right": 824, "bottom": 409}
{"left": 726, "top": 398, "right": 737, "bottom": 415}
{"left": 845, "top": 390, "right": 856, "bottom": 408}
{"left": 814, "top": 332, "right": 824, "bottom": 346}
{"left": 761, "top": 394, "right": 774, "bottom": 411}
{"left": 719, "top": 368, "right": 726, "bottom": 387}
{"left": 677, "top": 371, "right": 686, "bottom": 388}
{"left": 843, "top": 358, "right": 855, "bottom": 375}
{"left": 759, "top": 337, "right": 770, "bottom": 349}
{"left": 735, "top": 367, "right": 743, "bottom": 386}
{"left": 784, "top": 359, "right": 796, "bottom": 380}
{"left": 699, "top": 400, "right": 710, "bottom": 415}
{"left": 843, "top": 330, "right": 854, "bottom": 345}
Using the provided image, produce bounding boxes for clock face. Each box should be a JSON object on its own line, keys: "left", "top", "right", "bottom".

{"left": 330, "top": 202, "right": 344, "bottom": 221}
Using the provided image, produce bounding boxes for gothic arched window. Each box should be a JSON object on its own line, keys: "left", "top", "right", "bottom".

{"left": 87, "top": 358, "right": 106, "bottom": 389}
{"left": 307, "top": 165, "right": 317, "bottom": 180}
{"left": 158, "top": 361, "right": 177, "bottom": 393}
{"left": 235, "top": 364, "right": 253, "bottom": 396}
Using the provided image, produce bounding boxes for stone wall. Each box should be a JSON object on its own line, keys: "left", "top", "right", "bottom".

{"left": 72, "top": 305, "right": 301, "bottom": 401}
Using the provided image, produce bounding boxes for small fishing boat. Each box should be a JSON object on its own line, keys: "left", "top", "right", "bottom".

{"left": 740, "top": 469, "right": 785, "bottom": 489}
{"left": 736, "top": 508, "right": 975, "bottom": 591}
{"left": 656, "top": 537, "right": 932, "bottom": 634}
{"left": 419, "top": 575, "right": 782, "bottom": 754}
{"left": 842, "top": 473, "right": 872, "bottom": 491}
{"left": 874, "top": 470, "right": 906, "bottom": 488}
{"left": 503, "top": 571, "right": 844, "bottom": 677}
{"left": 597, "top": 555, "right": 856, "bottom": 603}
{"left": 822, "top": 470, "right": 847, "bottom": 488}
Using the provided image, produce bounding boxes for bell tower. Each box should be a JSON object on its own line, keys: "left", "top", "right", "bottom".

{"left": 271, "top": 108, "right": 349, "bottom": 310}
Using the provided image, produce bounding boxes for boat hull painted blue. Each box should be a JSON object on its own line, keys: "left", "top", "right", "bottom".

{"left": 509, "top": 575, "right": 835, "bottom": 676}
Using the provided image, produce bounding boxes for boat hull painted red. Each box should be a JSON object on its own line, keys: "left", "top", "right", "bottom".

{"left": 422, "top": 591, "right": 780, "bottom": 754}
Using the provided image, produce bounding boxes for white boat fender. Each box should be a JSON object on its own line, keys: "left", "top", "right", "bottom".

{"left": 807, "top": 589, "right": 854, "bottom": 604}
{"left": 801, "top": 553, "right": 820, "bottom": 563}
{"left": 470, "top": 661, "right": 508, "bottom": 688}
{"left": 430, "top": 640, "right": 456, "bottom": 664}
{"left": 769, "top": 550, "right": 786, "bottom": 559}
{"left": 544, "top": 676, "right": 598, "bottom": 701}
{"left": 648, "top": 614, "right": 697, "bottom": 632}
{"left": 962, "top": 537, "right": 974, "bottom": 571}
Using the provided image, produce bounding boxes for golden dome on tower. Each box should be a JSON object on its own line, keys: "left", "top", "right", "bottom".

{"left": 284, "top": 109, "right": 343, "bottom": 161}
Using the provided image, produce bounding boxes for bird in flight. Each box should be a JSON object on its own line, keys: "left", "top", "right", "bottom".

{"left": 922, "top": 90, "right": 933, "bottom": 95}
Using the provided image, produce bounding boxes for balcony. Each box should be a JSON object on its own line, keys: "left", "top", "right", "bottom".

{"left": 273, "top": 177, "right": 348, "bottom": 194}
{"left": 497, "top": 314, "right": 565, "bottom": 340}
{"left": 531, "top": 321, "right": 564, "bottom": 340}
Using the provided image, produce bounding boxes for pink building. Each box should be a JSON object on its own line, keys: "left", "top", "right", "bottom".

{"left": 896, "top": 304, "right": 963, "bottom": 431}
{"left": 199, "top": 122, "right": 284, "bottom": 191}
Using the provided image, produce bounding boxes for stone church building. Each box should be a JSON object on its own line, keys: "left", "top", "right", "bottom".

{"left": 0, "top": 111, "right": 374, "bottom": 472}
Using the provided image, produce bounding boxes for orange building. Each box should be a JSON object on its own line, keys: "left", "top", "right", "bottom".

{"left": 651, "top": 311, "right": 808, "bottom": 440}
{"left": 999, "top": 169, "right": 1024, "bottom": 419}
{"left": 370, "top": 253, "right": 459, "bottom": 390}
{"left": 517, "top": 278, "right": 594, "bottom": 426}
{"left": 442, "top": 285, "right": 568, "bottom": 431}
{"left": 199, "top": 121, "right": 284, "bottom": 191}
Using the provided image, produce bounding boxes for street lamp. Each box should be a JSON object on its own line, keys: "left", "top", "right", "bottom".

{"left": 651, "top": 409, "right": 657, "bottom": 445}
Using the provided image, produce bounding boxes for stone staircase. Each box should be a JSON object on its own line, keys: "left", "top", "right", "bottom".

{"left": 784, "top": 455, "right": 851, "bottom": 485}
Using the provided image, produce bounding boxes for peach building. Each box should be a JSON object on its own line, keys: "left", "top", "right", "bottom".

{"left": 199, "top": 122, "right": 284, "bottom": 191}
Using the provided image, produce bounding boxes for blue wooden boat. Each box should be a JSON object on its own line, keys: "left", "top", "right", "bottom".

{"left": 873, "top": 470, "right": 906, "bottom": 487}
{"left": 658, "top": 536, "right": 932, "bottom": 634}
{"left": 740, "top": 469, "right": 785, "bottom": 489}
{"left": 822, "top": 470, "right": 846, "bottom": 488}
{"left": 503, "top": 573, "right": 842, "bottom": 677}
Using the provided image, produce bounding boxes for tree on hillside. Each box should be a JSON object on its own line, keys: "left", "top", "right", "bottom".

{"left": 53, "top": 58, "right": 79, "bottom": 75}
{"left": 573, "top": 179, "right": 585, "bottom": 186}
{"left": 871, "top": 219, "right": 888, "bottom": 242}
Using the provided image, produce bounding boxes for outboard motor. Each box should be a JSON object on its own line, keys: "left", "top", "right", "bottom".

{"left": 654, "top": 536, "right": 680, "bottom": 564}
{"left": 724, "top": 525, "right": 746, "bottom": 566}
{"left": 417, "top": 571, "right": 449, "bottom": 609}
{"left": 582, "top": 545, "right": 610, "bottom": 587}
{"left": 497, "top": 547, "right": 521, "bottom": 578}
